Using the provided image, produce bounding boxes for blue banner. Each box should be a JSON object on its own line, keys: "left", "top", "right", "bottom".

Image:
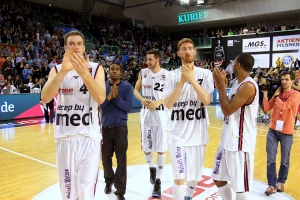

{"left": 212, "top": 88, "right": 231, "bottom": 104}
{"left": 0, "top": 94, "right": 43, "bottom": 121}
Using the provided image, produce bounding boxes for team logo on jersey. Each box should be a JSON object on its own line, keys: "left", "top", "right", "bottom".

{"left": 73, "top": 76, "right": 79, "bottom": 79}
{"left": 58, "top": 88, "right": 73, "bottom": 95}
{"left": 162, "top": 74, "right": 166, "bottom": 79}
{"left": 143, "top": 85, "right": 152, "bottom": 88}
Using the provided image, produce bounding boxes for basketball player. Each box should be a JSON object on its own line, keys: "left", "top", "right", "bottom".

{"left": 211, "top": 53, "right": 259, "bottom": 200}
{"left": 164, "top": 38, "right": 214, "bottom": 200}
{"left": 134, "top": 49, "right": 168, "bottom": 197}
{"left": 41, "top": 31, "right": 106, "bottom": 200}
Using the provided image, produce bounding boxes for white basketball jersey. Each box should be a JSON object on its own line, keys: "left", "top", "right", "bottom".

{"left": 164, "top": 67, "right": 214, "bottom": 146}
{"left": 220, "top": 77, "right": 259, "bottom": 153}
{"left": 54, "top": 62, "right": 102, "bottom": 142}
{"left": 140, "top": 68, "right": 168, "bottom": 126}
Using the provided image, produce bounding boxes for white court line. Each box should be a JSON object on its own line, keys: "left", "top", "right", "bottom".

{"left": 0, "top": 146, "right": 57, "bottom": 168}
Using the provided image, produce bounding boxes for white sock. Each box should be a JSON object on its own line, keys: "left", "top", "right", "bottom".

{"left": 217, "top": 184, "right": 232, "bottom": 200}
{"left": 172, "top": 183, "right": 185, "bottom": 200}
{"left": 236, "top": 192, "right": 247, "bottom": 200}
{"left": 296, "top": 120, "right": 300, "bottom": 125}
{"left": 156, "top": 154, "right": 166, "bottom": 180}
{"left": 144, "top": 153, "right": 154, "bottom": 167}
{"left": 186, "top": 180, "right": 197, "bottom": 197}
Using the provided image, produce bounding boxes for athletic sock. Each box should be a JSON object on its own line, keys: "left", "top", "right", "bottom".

{"left": 186, "top": 180, "right": 197, "bottom": 197}
{"left": 217, "top": 184, "right": 232, "bottom": 200}
{"left": 156, "top": 154, "right": 166, "bottom": 180}
{"left": 172, "top": 183, "right": 185, "bottom": 200}
{"left": 144, "top": 153, "right": 155, "bottom": 167}
{"left": 236, "top": 192, "right": 248, "bottom": 200}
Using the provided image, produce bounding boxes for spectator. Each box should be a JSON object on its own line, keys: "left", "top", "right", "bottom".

{"left": 22, "top": 63, "right": 31, "bottom": 83}
{"left": 227, "top": 29, "right": 234, "bottom": 36}
{"left": 2, "top": 82, "right": 17, "bottom": 94}
{"left": 2, "top": 56, "right": 13, "bottom": 78}
{"left": 263, "top": 71, "right": 300, "bottom": 195}
{"left": 276, "top": 57, "right": 282, "bottom": 68}
{"left": 100, "top": 63, "right": 133, "bottom": 200}
{"left": 242, "top": 27, "right": 249, "bottom": 34}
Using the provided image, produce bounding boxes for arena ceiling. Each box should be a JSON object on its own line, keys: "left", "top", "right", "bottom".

{"left": 95, "top": 0, "right": 300, "bottom": 29}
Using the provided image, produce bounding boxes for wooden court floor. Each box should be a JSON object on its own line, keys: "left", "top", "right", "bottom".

{"left": 0, "top": 105, "right": 300, "bottom": 200}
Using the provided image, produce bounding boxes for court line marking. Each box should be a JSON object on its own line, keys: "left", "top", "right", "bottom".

{"left": 0, "top": 146, "right": 57, "bottom": 168}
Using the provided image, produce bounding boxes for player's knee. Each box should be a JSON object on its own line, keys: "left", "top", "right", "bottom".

{"left": 157, "top": 152, "right": 166, "bottom": 155}
{"left": 213, "top": 180, "right": 227, "bottom": 187}
{"left": 174, "top": 179, "right": 185, "bottom": 185}
{"left": 144, "top": 151, "right": 151, "bottom": 155}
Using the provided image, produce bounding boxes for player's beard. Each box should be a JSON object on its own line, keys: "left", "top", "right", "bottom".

{"left": 182, "top": 54, "right": 194, "bottom": 64}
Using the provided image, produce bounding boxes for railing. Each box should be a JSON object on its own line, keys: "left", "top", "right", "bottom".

{"left": 101, "top": 45, "right": 125, "bottom": 55}
{"left": 191, "top": 37, "right": 212, "bottom": 47}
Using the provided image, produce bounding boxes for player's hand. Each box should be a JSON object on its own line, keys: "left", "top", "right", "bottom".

{"left": 148, "top": 100, "right": 161, "bottom": 110}
{"left": 182, "top": 63, "right": 195, "bottom": 83}
{"left": 180, "top": 64, "right": 190, "bottom": 84}
{"left": 142, "top": 98, "right": 150, "bottom": 108}
{"left": 61, "top": 49, "right": 74, "bottom": 73}
{"left": 107, "top": 88, "right": 114, "bottom": 100}
{"left": 213, "top": 67, "right": 227, "bottom": 91}
{"left": 71, "top": 52, "right": 90, "bottom": 76}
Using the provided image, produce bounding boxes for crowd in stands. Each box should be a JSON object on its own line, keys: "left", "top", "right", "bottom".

{"left": 0, "top": 0, "right": 300, "bottom": 93}
{"left": 210, "top": 21, "right": 300, "bottom": 37}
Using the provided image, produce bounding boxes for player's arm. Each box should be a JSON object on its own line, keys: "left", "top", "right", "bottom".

{"left": 189, "top": 78, "right": 212, "bottom": 106}
{"left": 148, "top": 99, "right": 164, "bottom": 110}
{"left": 214, "top": 67, "right": 255, "bottom": 117}
{"left": 81, "top": 64, "right": 106, "bottom": 104}
{"left": 184, "top": 64, "right": 212, "bottom": 106}
{"left": 219, "top": 82, "right": 256, "bottom": 116}
{"left": 71, "top": 52, "right": 106, "bottom": 104}
{"left": 134, "top": 72, "right": 149, "bottom": 107}
{"left": 41, "top": 67, "right": 66, "bottom": 103}
{"left": 164, "top": 76, "right": 184, "bottom": 109}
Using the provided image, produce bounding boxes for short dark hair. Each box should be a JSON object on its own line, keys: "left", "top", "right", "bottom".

{"left": 236, "top": 53, "right": 254, "bottom": 72}
{"left": 280, "top": 71, "right": 295, "bottom": 80}
{"left": 109, "top": 63, "right": 122, "bottom": 71}
{"left": 146, "top": 50, "right": 161, "bottom": 60}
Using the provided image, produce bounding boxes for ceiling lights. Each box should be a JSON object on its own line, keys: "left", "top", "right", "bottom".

{"left": 179, "top": 0, "right": 190, "bottom": 5}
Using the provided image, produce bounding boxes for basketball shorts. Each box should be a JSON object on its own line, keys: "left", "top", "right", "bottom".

{"left": 168, "top": 144, "right": 205, "bottom": 182}
{"left": 211, "top": 146, "right": 254, "bottom": 192}
{"left": 141, "top": 125, "right": 167, "bottom": 152}
{"left": 56, "top": 135, "right": 101, "bottom": 200}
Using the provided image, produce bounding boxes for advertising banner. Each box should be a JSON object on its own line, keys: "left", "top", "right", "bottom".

{"left": 242, "top": 37, "right": 271, "bottom": 53}
{"left": 272, "top": 52, "right": 300, "bottom": 68}
{"left": 0, "top": 94, "right": 57, "bottom": 121}
{"left": 272, "top": 34, "right": 300, "bottom": 51}
{"left": 251, "top": 54, "right": 270, "bottom": 68}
